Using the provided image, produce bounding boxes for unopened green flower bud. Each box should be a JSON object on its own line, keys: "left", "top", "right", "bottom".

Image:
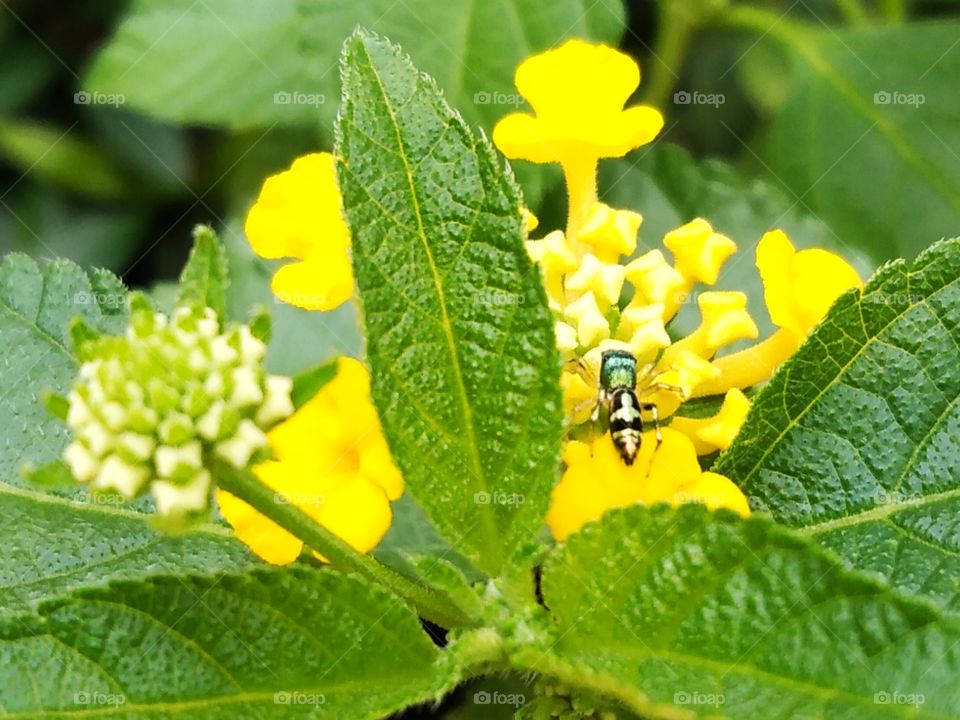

{"left": 63, "top": 303, "right": 293, "bottom": 518}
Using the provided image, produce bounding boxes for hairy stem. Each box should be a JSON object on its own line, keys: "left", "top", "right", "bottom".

{"left": 215, "top": 461, "right": 474, "bottom": 629}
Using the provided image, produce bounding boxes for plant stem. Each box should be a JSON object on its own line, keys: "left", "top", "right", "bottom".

{"left": 721, "top": 4, "right": 803, "bottom": 49}
{"left": 644, "top": 2, "right": 702, "bottom": 110}
{"left": 215, "top": 462, "right": 474, "bottom": 629}
{"left": 833, "top": 0, "right": 869, "bottom": 25}
{"left": 879, "top": 0, "right": 906, "bottom": 23}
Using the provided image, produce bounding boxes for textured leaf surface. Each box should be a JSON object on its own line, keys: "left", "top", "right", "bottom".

{"left": 0, "top": 254, "right": 127, "bottom": 487}
{"left": 762, "top": 19, "right": 960, "bottom": 261}
{"left": 0, "top": 255, "right": 253, "bottom": 614}
{"left": 336, "top": 32, "right": 562, "bottom": 576}
{"left": 177, "top": 225, "right": 229, "bottom": 321}
{"left": 537, "top": 505, "right": 960, "bottom": 719}
{"left": 86, "top": 0, "right": 623, "bottom": 131}
{"left": 0, "top": 568, "right": 456, "bottom": 717}
{"left": 716, "top": 238, "right": 960, "bottom": 613}
{"left": 0, "top": 490, "right": 252, "bottom": 618}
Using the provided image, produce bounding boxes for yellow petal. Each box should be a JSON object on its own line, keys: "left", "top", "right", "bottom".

{"left": 663, "top": 218, "right": 737, "bottom": 285}
{"left": 270, "top": 255, "right": 354, "bottom": 311}
{"left": 655, "top": 349, "right": 720, "bottom": 399}
{"left": 245, "top": 153, "right": 349, "bottom": 261}
{"left": 623, "top": 250, "right": 688, "bottom": 321}
{"left": 526, "top": 230, "right": 578, "bottom": 273}
{"left": 674, "top": 472, "right": 751, "bottom": 517}
{"left": 221, "top": 357, "right": 402, "bottom": 562}
{"left": 564, "top": 254, "right": 626, "bottom": 309}
{"left": 577, "top": 202, "right": 641, "bottom": 262}
{"left": 313, "top": 476, "right": 393, "bottom": 558}
{"left": 616, "top": 302, "right": 670, "bottom": 360}
{"left": 670, "top": 388, "right": 752, "bottom": 454}
{"left": 555, "top": 321, "right": 580, "bottom": 357}
{"left": 547, "top": 430, "right": 703, "bottom": 540}
{"left": 216, "top": 486, "right": 304, "bottom": 565}
{"left": 698, "top": 291, "right": 759, "bottom": 350}
{"left": 246, "top": 152, "right": 354, "bottom": 312}
{"left": 493, "top": 41, "right": 664, "bottom": 165}
{"left": 564, "top": 292, "right": 611, "bottom": 348}
{"left": 757, "top": 230, "right": 862, "bottom": 337}
{"left": 640, "top": 428, "right": 703, "bottom": 504}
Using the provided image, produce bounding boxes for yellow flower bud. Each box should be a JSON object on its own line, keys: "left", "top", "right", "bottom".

{"left": 663, "top": 218, "right": 736, "bottom": 286}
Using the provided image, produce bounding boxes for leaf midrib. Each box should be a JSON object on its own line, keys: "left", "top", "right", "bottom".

{"left": 0, "top": 675, "right": 439, "bottom": 718}
{"left": 799, "top": 484, "right": 960, "bottom": 537}
{"left": 548, "top": 644, "right": 952, "bottom": 720}
{"left": 0, "top": 482, "right": 233, "bottom": 537}
{"left": 354, "top": 39, "right": 499, "bottom": 556}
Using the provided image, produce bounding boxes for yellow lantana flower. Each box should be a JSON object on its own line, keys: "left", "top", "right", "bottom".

{"left": 245, "top": 152, "right": 353, "bottom": 311}
{"left": 547, "top": 429, "right": 749, "bottom": 540}
{"left": 494, "top": 40, "right": 864, "bottom": 539}
{"left": 217, "top": 358, "right": 402, "bottom": 564}
{"left": 494, "top": 40, "right": 664, "bottom": 237}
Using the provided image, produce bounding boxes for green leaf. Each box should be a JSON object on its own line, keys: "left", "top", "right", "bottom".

{"left": 0, "top": 255, "right": 253, "bottom": 614}
{"left": 290, "top": 358, "right": 339, "bottom": 409}
{"left": 0, "top": 254, "right": 127, "bottom": 487}
{"left": 336, "top": 31, "right": 562, "bottom": 577}
{"left": 177, "top": 224, "right": 229, "bottom": 321}
{"left": 0, "top": 567, "right": 459, "bottom": 717}
{"left": 716, "top": 238, "right": 960, "bottom": 614}
{"left": 533, "top": 504, "right": 960, "bottom": 719}
{"left": 747, "top": 12, "right": 960, "bottom": 261}
{"left": 0, "top": 489, "right": 253, "bottom": 618}
{"left": 0, "top": 120, "right": 129, "bottom": 200}
{"left": 85, "top": 0, "right": 623, "bottom": 131}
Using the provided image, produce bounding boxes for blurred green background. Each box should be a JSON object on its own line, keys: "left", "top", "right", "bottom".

{"left": 1, "top": 0, "right": 959, "bottom": 372}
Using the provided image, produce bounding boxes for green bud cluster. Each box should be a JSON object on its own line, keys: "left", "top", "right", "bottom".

{"left": 63, "top": 302, "right": 293, "bottom": 517}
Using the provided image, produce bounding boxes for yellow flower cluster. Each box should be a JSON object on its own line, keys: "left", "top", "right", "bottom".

{"left": 493, "top": 39, "right": 863, "bottom": 539}
{"left": 217, "top": 358, "right": 402, "bottom": 564}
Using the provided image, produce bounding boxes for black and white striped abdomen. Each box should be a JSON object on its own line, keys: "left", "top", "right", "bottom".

{"left": 609, "top": 388, "right": 642, "bottom": 465}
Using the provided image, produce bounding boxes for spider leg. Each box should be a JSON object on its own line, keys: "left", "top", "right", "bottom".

{"left": 640, "top": 402, "right": 662, "bottom": 445}
{"left": 638, "top": 382, "right": 686, "bottom": 399}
